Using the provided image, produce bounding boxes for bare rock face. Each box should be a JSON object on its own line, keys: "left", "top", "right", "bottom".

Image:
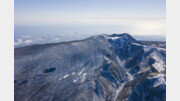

{"left": 14, "top": 33, "right": 166, "bottom": 101}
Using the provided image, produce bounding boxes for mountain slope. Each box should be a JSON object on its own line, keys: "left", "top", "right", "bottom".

{"left": 14, "top": 33, "right": 166, "bottom": 101}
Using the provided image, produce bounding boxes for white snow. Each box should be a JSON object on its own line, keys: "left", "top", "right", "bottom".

{"left": 25, "top": 40, "right": 33, "bottom": 44}
{"left": 108, "top": 36, "right": 120, "bottom": 40}
{"left": 156, "top": 47, "right": 166, "bottom": 51}
{"left": 131, "top": 42, "right": 143, "bottom": 46}
{"left": 114, "top": 83, "right": 125, "bottom": 101}
{"left": 132, "top": 42, "right": 153, "bottom": 52}
{"left": 73, "top": 79, "right": 78, "bottom": 83}
{"left": 127, "top": 72, "right": 133, "bottom": 81}
{"left": 72, "top": 72, "right": 76, "bottom": 75}
{"left": 78, "top": 68, "right": 85, "bottom": 75}
{"left": 104, "top": 56, "right": 112, "bottom": 64}
{"left": 148, "top": 73, "right": 165, "bottom": 79}
{"left": 114, "top": 71, "right": 133, "bottom": 101}
{"left": 143, "top": 46, "right": 151, "bottom": 52}
{"left": 63, "top": 74, "right": 69, "bottom": 79}
{"left": 151, "top": 52, "right": 166, "bottom": 72}
{"left": 152, "top": 62, "right": 165, "bottom": 72}
{"left": 153, "top": 76, "right": 166, "bottom": 87}
{"left": 81, "top": 73, "right": 87, "bottom": 83}
{"left": 132, "top": 42, "right": 166, "bottom": 51}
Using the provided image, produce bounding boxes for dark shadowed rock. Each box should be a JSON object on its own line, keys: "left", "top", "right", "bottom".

{"left": 44, "top": 67, "right": 56, "bottom": 73}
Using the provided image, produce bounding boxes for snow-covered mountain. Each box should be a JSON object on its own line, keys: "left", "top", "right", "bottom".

{"left": 14, "top": 33, "right": 166, "bottom": 101}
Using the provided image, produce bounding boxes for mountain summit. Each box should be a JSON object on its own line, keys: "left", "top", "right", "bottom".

{"left": 14, "top": 33, "right": 166, "bottom": 101}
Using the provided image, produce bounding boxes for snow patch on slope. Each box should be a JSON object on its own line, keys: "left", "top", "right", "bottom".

{"left": 78, "top": 68, "right": 85, "bottom": 75}
{"left": 153, "top": 76, "right": 166, "bottom": 87}
{"left": 64, "top": 74, "right": 69, "bottom": 79}
{"left": 108, "top": 36, "right": 120, "bottom": 40}
{"left": 151, "top": 52, "right": 166, "bottom": 72}
{"left": 81, "top": 73, "right": 87, "bottom": 83}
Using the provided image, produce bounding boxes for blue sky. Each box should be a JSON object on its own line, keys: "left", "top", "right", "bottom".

{"left": 15, "top": 0, "right": 166, "bottom": 25}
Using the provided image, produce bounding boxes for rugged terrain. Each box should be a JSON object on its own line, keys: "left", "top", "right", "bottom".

{"left": 14, "top": 33, "right": 166, "bottom": 101}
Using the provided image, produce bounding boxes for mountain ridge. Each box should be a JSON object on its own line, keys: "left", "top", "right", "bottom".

{"left": 14, "top": 33, "right": 166, "bottom": 101}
